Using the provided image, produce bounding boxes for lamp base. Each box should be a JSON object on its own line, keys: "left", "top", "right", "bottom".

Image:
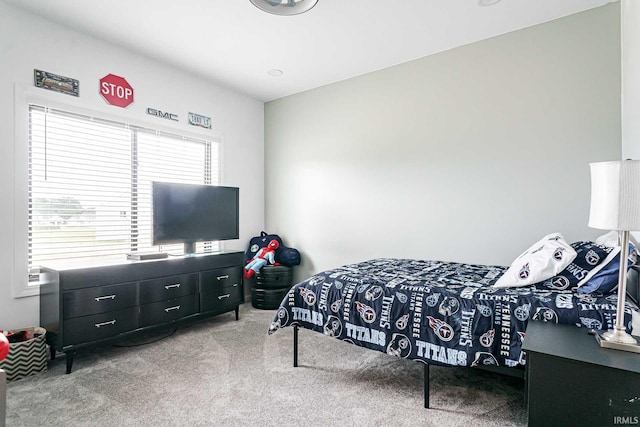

{"left": 595, "top": 329, "right": 640, "bottom": 353}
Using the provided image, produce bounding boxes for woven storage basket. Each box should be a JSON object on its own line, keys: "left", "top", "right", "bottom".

{"left": 0, "top": 327, "right": 47, "bottom": 382}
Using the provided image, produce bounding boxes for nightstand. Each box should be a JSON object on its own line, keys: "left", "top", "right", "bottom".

{"left": 523, "top": 321, "right": 640, "bottom": 427}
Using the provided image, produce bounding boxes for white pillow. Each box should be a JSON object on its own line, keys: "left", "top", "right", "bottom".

{"left": 595, "top": 230, "right": 619, "bottom": 248}
{"left": 494, "top": 233, "right": 577, "bottom": 288}
{"left": 596, "top": 230, "right": 640, "bottom": 254}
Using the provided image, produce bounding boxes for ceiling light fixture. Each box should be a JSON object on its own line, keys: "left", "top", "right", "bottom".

{"left": 250, "top": 0, "right": 318, "bottom": 16}
{"left": 477, "top": 0, "right": 501, "bottom": 6}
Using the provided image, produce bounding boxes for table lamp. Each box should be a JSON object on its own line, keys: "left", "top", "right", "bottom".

{"left": 588, "top": 160, "right": 640, "bottom": 353}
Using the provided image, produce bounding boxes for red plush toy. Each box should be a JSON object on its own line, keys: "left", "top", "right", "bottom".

{"left": 0, "top": 332, "right": 9, "bottom": 361}
{"left": 244, "top": 239, "right": 280, "bottom": 279}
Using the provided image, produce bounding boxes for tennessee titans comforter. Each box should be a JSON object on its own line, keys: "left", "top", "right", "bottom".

{"left": 268, "top": 258, "right": 640, "bottom": 368}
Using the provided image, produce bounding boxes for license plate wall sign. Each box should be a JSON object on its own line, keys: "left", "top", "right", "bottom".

{"left": 34, "top": 69, "right": 79, "bottom": 97}
{"left": 188, "top": 112, "right": 212, "bottom": 129}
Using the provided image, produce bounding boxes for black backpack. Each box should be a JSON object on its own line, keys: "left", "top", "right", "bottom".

{"left": 244, "top": 231, "right": 301, "bottom": 267}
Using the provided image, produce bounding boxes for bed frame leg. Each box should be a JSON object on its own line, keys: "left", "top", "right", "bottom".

{"left": 424, "top": 363, "right": 430, "bottom": 408}
{"left": 293, "top": 325, "right": 298, "bottom": 368}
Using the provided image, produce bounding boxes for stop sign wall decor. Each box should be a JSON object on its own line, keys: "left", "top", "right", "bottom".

{"left": 99, "top": 74, "right": 134, "bottom": 108}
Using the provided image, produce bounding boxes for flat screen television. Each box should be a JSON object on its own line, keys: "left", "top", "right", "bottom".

{"left": 152, "top": 182, "right": 239, "bottom": 254}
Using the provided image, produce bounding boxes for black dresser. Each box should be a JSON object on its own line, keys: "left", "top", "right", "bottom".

{"left": 39, "top": 251, "right": 244, "bottom": 373}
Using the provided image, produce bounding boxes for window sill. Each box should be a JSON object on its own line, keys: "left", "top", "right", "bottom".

{"left": 14, "top": 284, "right": 40, "bottom": 299}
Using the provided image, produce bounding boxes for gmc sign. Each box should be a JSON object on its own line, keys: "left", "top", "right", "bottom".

{"left": 146, "top": 107, "right": 178, "bottom": 121}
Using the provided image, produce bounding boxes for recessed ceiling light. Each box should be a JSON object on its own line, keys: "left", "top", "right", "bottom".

{"left": 478, "top": 0, "right": 501, "bottom": 6}
{"left": 268, "top": 69, "right": 284, "bottom": 77}
{"left": 250, "top": 0, "right": 318, "bottom": 16}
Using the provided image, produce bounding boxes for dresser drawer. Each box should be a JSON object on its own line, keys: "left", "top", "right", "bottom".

{"left": 201, "top": 282, "right": 242, "bottom": 313}
{"left": 200, "top": 267, "right": 242, "bottom": 294}
{"left": 63, "top": 307, "right": 138, "bottom": 346}
{"left": 139, "top": 273, "right": 198, "bottom": 304}
{"left": 63, "top": 283, "right": 137, "bottom": 319}
{"left": 139, "top": 294, "right": 199, "bottom": 327}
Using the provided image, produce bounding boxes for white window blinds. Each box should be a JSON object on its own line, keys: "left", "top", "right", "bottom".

{"left": 28, "top": 105, "right": 219, "bottom": 281}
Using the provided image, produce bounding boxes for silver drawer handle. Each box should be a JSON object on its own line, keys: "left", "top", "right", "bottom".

{"left": 95, "top": 320, "right": 116, "bottom": 328}
{"left": 95, "top": 295, "right": 116, "bottom": 302}
{"left": 218, "top": 294, "right": 230, "bottom": 300}
{"left": 165, "top": 305, "right": 181, "bottom": 312}
{"left": 217, "top": 275, "right": 229, "bottom": 280}
{"left": 233, "top": 283, "right": 238, "bottom": 287}
{"left": 165, "top": 283, "right": 181, "bottom": 289}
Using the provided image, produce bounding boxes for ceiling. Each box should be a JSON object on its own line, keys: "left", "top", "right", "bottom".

{"left": 5, "top": 0, "right": 616, "bottom": 102}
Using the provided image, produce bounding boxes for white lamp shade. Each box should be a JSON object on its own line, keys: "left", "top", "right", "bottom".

{"left": 589, "top": 160, "right": 640, "bottom": 231}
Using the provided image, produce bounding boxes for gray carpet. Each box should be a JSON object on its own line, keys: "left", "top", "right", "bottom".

{"left": 5, "top": 305, "right": 526, "bottom": 426}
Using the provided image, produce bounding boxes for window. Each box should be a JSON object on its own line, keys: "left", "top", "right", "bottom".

{"left": 28, "top": 105, "right": 219, "bottom": 282}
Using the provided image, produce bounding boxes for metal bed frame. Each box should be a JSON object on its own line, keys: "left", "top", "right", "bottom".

{"left": 291, "top": 324, "right": 522, "bottom": 408}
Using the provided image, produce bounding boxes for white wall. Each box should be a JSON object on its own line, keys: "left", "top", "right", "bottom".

{"left": 622, "top": 0, "right": 640, "bottom": 159}
{"left": 265, "top": 4, "right": 621, "bottom": 283}
{"left": 0, "top": 2, "right": 265, "bottom": 329}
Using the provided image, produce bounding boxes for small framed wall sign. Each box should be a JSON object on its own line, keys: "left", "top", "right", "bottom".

{"left": 188, "top": 112, "right": 212, "bottom": 129}
{"left": 34, "top": 69, "right": 79, "bottom": 97}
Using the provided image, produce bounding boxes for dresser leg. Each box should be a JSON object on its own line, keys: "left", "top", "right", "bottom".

{"left": 235, "top": 306, "right": 239, "bottom": 321}
{"left": 50, "top": 346, "right": 56, "bottom": 361}
{"left": 65, "top": 352, "right": 75, "bottom": 374}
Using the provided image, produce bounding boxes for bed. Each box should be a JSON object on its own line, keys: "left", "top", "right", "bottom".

{"left": 268, "top": 240, "right": 640, "bottom": 408}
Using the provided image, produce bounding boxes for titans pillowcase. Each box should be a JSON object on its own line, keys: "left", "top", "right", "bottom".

{"left": 541, "top": 241, "right": 619, "bottom": 291}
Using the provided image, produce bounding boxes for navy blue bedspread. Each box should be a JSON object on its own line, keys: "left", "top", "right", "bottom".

{"left": 268, "top": 258, "right": 640, "bottom": 368}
